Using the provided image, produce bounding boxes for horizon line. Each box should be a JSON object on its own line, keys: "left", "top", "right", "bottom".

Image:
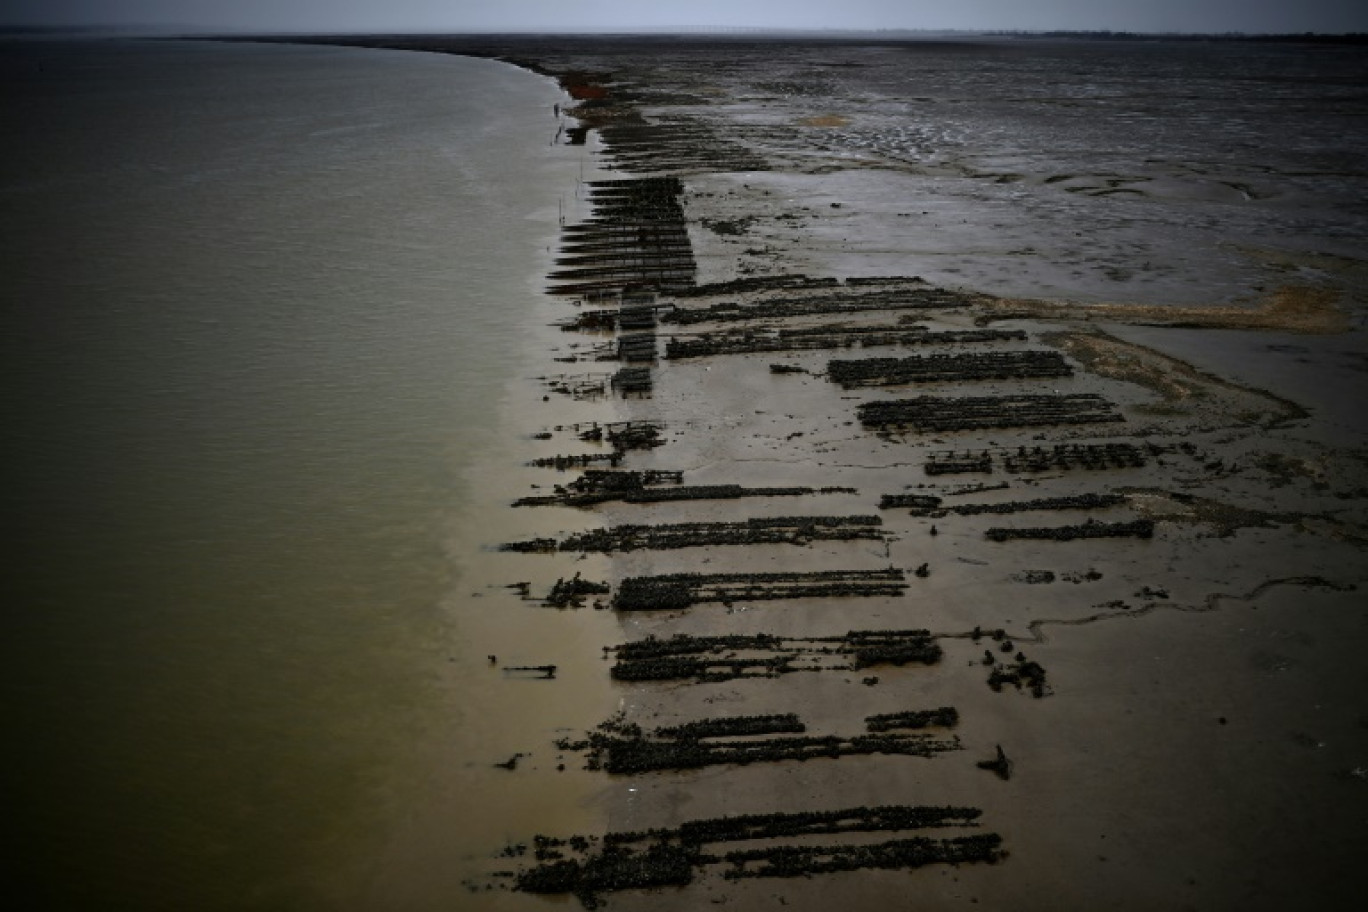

{"left": 4, "top": 24, "right": 1366, "bottom": 40}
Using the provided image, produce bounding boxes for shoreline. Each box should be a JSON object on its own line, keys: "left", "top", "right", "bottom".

{"left": 254, "top": 35, "right": 1365, "bottom": 909}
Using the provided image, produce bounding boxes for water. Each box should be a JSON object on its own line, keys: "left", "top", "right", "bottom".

{"left": 10, "top": 34, "right": 1363, "bottom": 912}
{"left": 1, "top": 38, "right": 595, "bottom": 910}
{"left": 749, "top": 38, "right": 1368, "bottom": 305}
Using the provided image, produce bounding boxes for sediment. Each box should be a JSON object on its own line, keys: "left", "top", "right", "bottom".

{"left": 252, "top": 32, "right": 1368, "bottom": 912}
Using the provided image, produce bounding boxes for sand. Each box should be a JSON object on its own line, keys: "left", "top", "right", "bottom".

{"left": 256, "top": 33, "right": 1368, "bottom": 910}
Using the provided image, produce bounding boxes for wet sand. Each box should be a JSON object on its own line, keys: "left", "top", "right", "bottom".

{"left": 249, "top": 34, "right": 1368, "bottom": 910}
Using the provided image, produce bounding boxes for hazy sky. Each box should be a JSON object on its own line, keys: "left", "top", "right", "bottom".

{"left": 3, "top": 0, "right": 1365, "bottom": 34}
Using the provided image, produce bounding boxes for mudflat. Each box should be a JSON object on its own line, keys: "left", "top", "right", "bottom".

{"left": 278, "top": 33, "right": 1368, "bottom": 910}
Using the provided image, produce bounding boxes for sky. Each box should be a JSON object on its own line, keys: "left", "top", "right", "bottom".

{"left": 2, "top": 0, "right": 1365, "bottom": 35}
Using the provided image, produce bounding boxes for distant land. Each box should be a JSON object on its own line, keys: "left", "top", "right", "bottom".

{"left": 2, "top": 24, "right": 1366, "bottom": 43}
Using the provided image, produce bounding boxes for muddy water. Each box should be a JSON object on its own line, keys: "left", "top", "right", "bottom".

{"left": 2, "top": 38, "right": 615, "bottom": 911}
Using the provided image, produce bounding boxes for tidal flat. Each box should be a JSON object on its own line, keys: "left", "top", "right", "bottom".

{"left": 263, "top": 33, "right": 1368, "bottom": 910}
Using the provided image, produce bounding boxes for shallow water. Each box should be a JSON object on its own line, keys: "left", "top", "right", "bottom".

{"left": 693, "top": 38, "right": 1368, "bottom": 305}
{"left": 1, "top": 38, "right": 598, "bottom": 910}
{"left": 7, "top": 34, "right": 1365, "bottom": 912}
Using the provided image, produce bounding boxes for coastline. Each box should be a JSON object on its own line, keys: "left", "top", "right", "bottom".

{"left": 3, "top": 40, "right": 638, "bottom": 912}
{"left": 249, "top": 34, "right": 1365, "bottom": 910}
{"left": 342, "top": 55, "right": 634, "bottom": 910}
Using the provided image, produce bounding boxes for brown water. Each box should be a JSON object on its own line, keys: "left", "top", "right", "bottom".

{"left": 8, "top": 34, "right": 1366, "bottom": 912}
{"left": 1, "top": 38, "right": 610, "bottom": 910}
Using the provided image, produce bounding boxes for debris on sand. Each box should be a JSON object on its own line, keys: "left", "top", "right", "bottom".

{"left": 977, "top": 744, "right": 1014, "bottom": 780}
